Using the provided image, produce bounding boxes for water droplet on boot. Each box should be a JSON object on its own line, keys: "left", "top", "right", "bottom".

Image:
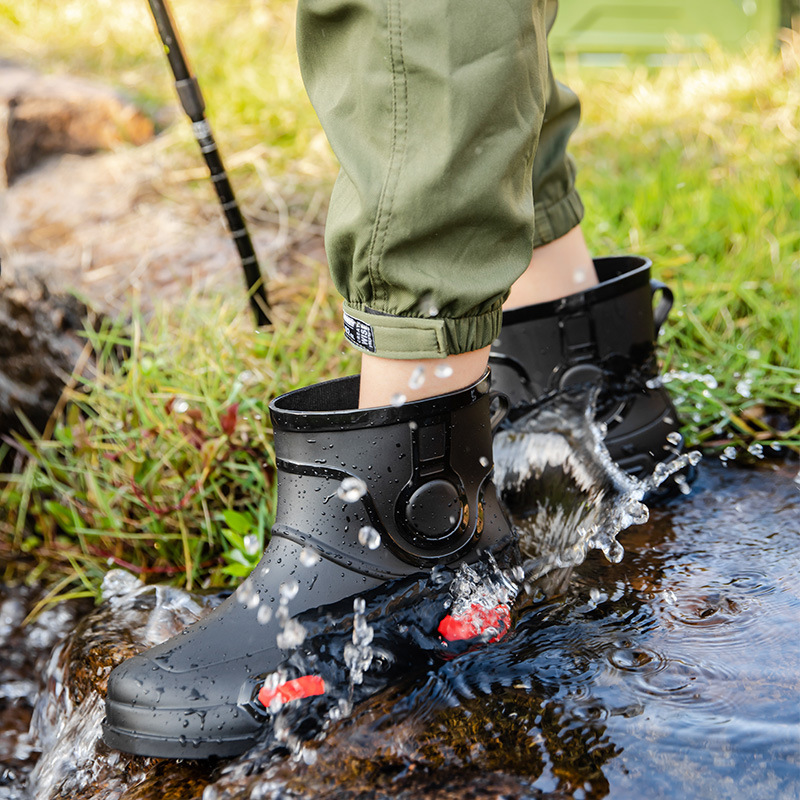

{"left": 408, "top": 366, "right": 426, "bottom": 390}
{"left": 479, "top": 455, "right": 490, "bottom": 468}
{"left": 337, "top": 476, "right": 367, "bottom": 503}
{"left": 665, "top": 431, "right": 682, "bottom": 446}
{"left": 358, "top": 526, "right": 381, "bottom": 550}
{"left": 300, "top": 546, "right": 321, "bottom": 567}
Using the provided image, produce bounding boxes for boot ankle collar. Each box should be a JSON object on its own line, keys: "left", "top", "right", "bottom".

{"left": 270, "top": 373, "right": 492, "bottom": 432}
{"left": 502, "top": 255, "right": 651, "bottom": 325}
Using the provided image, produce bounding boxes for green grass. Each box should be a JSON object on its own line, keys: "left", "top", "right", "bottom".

{"left": 1, "top": 4, "right": 798, "bottom": 599}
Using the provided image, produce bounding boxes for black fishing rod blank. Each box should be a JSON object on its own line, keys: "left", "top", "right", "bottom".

{"left": 146, "top": 0, "right": 270, "bottom": 327}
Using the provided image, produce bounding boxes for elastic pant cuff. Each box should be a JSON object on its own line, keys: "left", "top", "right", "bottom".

{"left": 533, "top": 187, "right": 585, "bottom": 249}
{"left": 342, "top": 303, "right": 503, "bottom": 359}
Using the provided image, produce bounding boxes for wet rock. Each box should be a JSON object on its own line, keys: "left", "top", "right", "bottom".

{"left": 26, "top": 573, "right": 221, "bottom": 800}
{"left": 0, "top": 61, "right": 153, "bottom": 186}
{"left": 0, "top": 273, "right": 88, "bottom": 440}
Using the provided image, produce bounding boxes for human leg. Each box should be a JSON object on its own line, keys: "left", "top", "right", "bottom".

{"left": 103, "top": 0, "right": 549, "bottom": 758}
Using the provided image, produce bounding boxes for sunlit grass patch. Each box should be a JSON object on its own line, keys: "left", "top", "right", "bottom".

{"left": 570, "top": 38, "right": 800, "bottom": 452}
{"left": 1, "top": 5, "right": 798, "bottom": 596}
{"left": 0, "top": 273, "right": 357, "bottom": 594}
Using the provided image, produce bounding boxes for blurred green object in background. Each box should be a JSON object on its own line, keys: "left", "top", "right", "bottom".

{"left": 549, "top": 0, "right": 789, "bottom": 62}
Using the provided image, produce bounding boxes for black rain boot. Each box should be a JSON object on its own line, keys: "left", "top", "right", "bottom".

{"left": 490, "top": 255, "right": 685, "bottom": 478}
{"left": 102, "top": 373, "right": 516, "bottom": 759}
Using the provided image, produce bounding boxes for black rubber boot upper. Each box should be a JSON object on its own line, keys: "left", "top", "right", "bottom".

{"left": 102, "top": 373, "right": 515, "bottom": 759}
{"left": 490, "top": 255, "right": 682, "bottom": 477}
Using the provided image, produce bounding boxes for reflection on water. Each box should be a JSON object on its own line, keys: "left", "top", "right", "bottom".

{"left": 0, "top": 390, "right": 798, "bottom": 799}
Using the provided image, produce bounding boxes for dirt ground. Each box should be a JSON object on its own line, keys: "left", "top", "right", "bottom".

{"left": 0, "top": 134, "right": 327, "bottom": 317}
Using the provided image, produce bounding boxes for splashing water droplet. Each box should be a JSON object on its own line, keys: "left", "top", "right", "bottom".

{"left": 666, "top": 431, "right": 682, "bottom": 446}
{"left": 276, "top": 618, "right": 306, "bottom": 649}
{"left": 604, "top": 539, "right": 625, "bottom": 563}
{"left": 173, "top": 398, "right": 189, "bottom": 414}
{"left": 390, "top": 393, "right": 407, "bottom": 408}
{"left": 417, "top": 293, "right": 440, "bottom": 318}
{"left": 243, "top": 534, "right": 260, "bottom": 556}
{"left": 344, "top": 595, "right": 376, "bottom": 685}
{"left": 257, "top": 605, "right": 273, "bottom": 625}
{"left": 237, "top": 370, "right": 257, "bottom": 386}
{"left": 280, "top": 581, "right": 299, "bottom": 602}
{"left": 747, "top": 442, "right": 764, "bottom": 459}
{"left": 624, "top": 501, "right": 650, "bottom": 526}
{"left": 434, "top": 363, "right": 454, "bottom": 379}
{"left": 510, "top": 565, "right": 525, "bottom": 582}
{"left": 722, "top": 445, "right": 737, "bottom": 460}
{"left": 358, "top": 526, "right": 381, "bottom": 550}
{"left": 479, "top": 455, "right": 491, "bottom": 468}
{"left": 408, "top": 366, "right": 426, "bottom": 391}
{"left": 300, "top": 546, "right": 321, "bottom": 567}
{"left": 337, "top": 476, "right": 367, "bottom": 503}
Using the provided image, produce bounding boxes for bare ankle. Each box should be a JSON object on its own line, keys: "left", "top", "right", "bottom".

{"left": 358, "top": 347, "right": 490, "bottom": 408}
{"left": 504, "top": 225, "right": 597, "bottom": 309}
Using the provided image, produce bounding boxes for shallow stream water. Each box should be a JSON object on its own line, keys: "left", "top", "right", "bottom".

{"left": 1, "top": 398, "right": 798, "bottom": 800}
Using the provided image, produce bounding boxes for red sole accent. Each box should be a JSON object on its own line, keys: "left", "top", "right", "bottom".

{"left": 438, "top": 602, "right": 511, "bottom": 644}
{"left": 258, "top": 674, "right": 326, "bottom": 708}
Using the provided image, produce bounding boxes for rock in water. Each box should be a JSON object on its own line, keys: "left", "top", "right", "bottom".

{"left": 0, "top": 273, "right": 87, "bottom": 438}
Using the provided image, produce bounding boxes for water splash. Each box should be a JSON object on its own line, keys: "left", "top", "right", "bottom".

{"left": 343, "top": 597, "right": 374, "bottom": 686}
{"left": 494, "top": 387, "right": 700, "bottom": 578}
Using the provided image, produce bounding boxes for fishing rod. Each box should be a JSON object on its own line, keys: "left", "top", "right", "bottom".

{"left": 146, "top": 0, "right": 271, "bottom": 327}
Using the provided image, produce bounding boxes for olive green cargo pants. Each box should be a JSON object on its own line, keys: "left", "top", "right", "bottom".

{"left": 297, "top": 0, "right": 583, "bottom": 358}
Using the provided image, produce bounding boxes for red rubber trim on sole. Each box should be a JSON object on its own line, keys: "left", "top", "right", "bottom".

{"left": 258, "top": 674, "right": 326, "bottom": 708}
